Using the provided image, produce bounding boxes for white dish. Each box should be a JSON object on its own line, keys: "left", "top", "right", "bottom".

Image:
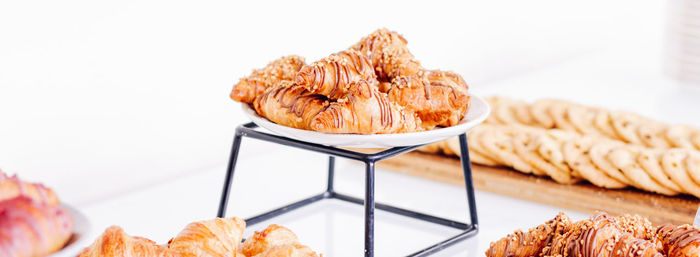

{"left": 242, "top": 94, "right": 490, "bottom": 148}
{"left": 49, "top": 204, "right": 91, "bottom": 257}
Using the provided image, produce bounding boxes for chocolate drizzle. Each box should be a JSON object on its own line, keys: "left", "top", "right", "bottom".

{"left": 296, "top": 50, "right": 375, "bottom": 100}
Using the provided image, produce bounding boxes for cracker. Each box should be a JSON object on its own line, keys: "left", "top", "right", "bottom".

{"left": 444, "top": 136, "right": 500, "bottom": 166}
{"left": 548, "top": 101, "right": 578, "bottom": 132}
{"left": 691, "top": 129, "right": 700, "bottom": 150}
{"left": 418, "top": 141, "right": 443, "bottom": 154}
{"left": 562, "top": 136, "right": 627, "bottom": 189}
{"left": 593, "top": 111, "right": 621, "bottom": 140}
{"left": 566, "top": 105, "right": 601, "bottom": 135}
{"left": 462, "top": 127, "right": 501, "bottom": 166}
{"left": 607, "top": 146, "right": 677, "bottom": 195}
{"left": 530, "top": 99, "right": 556, "bottom": 128}
{"left": 662, "top": 148, "right": 700, "bottom": 198}
{"left": 637, "top": 149, "right": 683, "bottom": 192}
{"left": 589, "top": 140, "right": 634, "bottom": 185}
{"left": 685, "top": 151, "right": 700, "bottom": 185}
{"left": 480, "top": 128, "right": 536, "bottom": 173}
{"left": 512, "top": 130, "right": 577, "bottom": 183}
{"left": 494, "top": 103, "right": 522, "bottom": 126}
{"left": 636, "top": 122, "right": 671, "bottom": 149}
{"left": 536, "top": 130, "right": 578, "bottom": 173}
{"left": 610, "top": 111, "right": 644, "bottom": 144}
{"left": 484, "top": 96, "right": 506, "bottom": 125}
{"left": 440, "top": 140, "right": 455, "bottom": 156}
{"left": 666, "top": 124, "right": 695, "bottom": 149}
{"left": 512, "top": 101, "right": 537, "bottom": 126}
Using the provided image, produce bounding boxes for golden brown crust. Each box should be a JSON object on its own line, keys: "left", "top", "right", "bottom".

{"left": 78, "top": 226, "right": 174, "bottom": 257}
{"left": 241, "top": 224, "right": 320, "bottom": 257}
{"left": 656, "top": 224, "right": 700, "bottom": 257}
{"left": 485, "top": 212, "right": 571, "bottom": 257}
{"left": 349, "top": 28, "right": 422, "bottom": 81}
{"left": 310, "top": 80, "right": 423, "bottom": 134}
{"left": 0, "top": 197, "right": 73, "bottom": 257}
{"left": 488, "top": 212, "right": 665, "bottom": 257}
{"left": 253, "top": 82, "right": 330, "bottom": 130}
{"left": 296, "top": 50, "right": 376, "bottom": 100}
{"left": 168, "top": 217, "right": 246, "bottom": 257}
{"left": 0, "top": 170, "right": 60, "bottom": 206}
{"left": 231, "top": 55, "right": 305, "bottom": 103}
{"left": 387, "top": 70, "right": 470, "bottom": 129}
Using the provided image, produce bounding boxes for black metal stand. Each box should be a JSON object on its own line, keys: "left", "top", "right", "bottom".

{"left": 217, "top": 122, "right": 478, "bottom": 257}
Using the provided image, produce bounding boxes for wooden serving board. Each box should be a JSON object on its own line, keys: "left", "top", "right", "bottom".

{"left": 378, "top": 151, "right": 700, "bottom": 225}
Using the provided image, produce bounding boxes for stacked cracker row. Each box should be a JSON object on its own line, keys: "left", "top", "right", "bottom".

{"left": 420, "top": 97, "right": 700, "bottom": 198}
{"left": 484, "top": 97, "right": 700, "bottom": 150}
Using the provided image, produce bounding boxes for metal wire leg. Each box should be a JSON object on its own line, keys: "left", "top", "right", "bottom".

{"left": 365, "top": 161, "right": 376, "bottom": 257}
{"left": 327, "top": 156, "right": 335, "bottom": 194}
{"left": 458, "top": 134, "right": 479, "bottom": 227}
{"left": 217, "top": 133, "right": 243, "bottom": 218}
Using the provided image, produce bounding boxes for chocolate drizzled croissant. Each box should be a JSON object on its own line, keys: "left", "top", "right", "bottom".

{"left": 544, "top": 213, "right": 663, "bottom": 257}
{"left": 253, "top": 82, "right": 330, "bottom": 130}
{"left": 231, "top": 55, "right": 305, "bottom": 103}
{"left": 487, "top": 212, "right": 665, "bottom": 257}
{"left": 656, "top": 224, "right": 700, "bottom": 257}
{"left": 296, "top": 50, "right": 376, "bottom": 100}
{"left": 387, "top": 70, "right": 470, "bottom": 129}
{"left": 486, "top": 212, "right": 572, "bottom": 257}
{"left": 349, "top": 28, "right": 422, "bottom": 81}
{"left": 310, "top": 80, "right": 423, "bottom": 134}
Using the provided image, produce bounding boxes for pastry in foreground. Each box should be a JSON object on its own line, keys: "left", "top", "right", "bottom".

{"left": 231, "top": 55, "right": 306, "bottom": 103}
{"left": 0, "top": 197, "right": 74, "bottom": 257}
{"left": 0, "top": 170, "right": 59, "bottom": 205}
{"left": 168, "top": 217, "right": 246, "bottom": 257}
{"left": 0, "top": 170, "right": 74, "bottom": 257}
{"left": 78, "top": 226, "right": 175, "bottom": 257}
{"left": 241, "top": 224, "right": 320, "bottom": 257}
{"left": 485, "top": 211, "right": 697, "bottom": 257}
{"left": 78, "top": 217, "right": 321, "bottom": 257}
{"left": 310, "top": 80, "right": 423, "bottom": 134}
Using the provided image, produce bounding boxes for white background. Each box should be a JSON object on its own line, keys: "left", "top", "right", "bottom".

{"left": 2, "top": 0, "right": 698, "bottom": 256}
{"left": 0, "top": 0, "right": 667, "bottom": 205}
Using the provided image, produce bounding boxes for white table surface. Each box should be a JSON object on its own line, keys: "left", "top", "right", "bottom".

{"left": 3, "top": 0, "right": 697, "bottom": 256}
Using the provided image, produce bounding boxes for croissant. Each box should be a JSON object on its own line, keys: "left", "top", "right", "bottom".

{"left": 0, "top": 197, "right": 73, "bottom": 257}
{"left": 0, "top": 170, "right": 59, "bottom": 205}
{"left": 78, "top": 226, "right": 174, "bottom": 257}
{"left": 168, "top": 217, "right": 246, "bottom": 257}
{"left": 241, "top": 224, "right": 320, "bottom": 257}
{"left": 387, "top": 70, "right": 470, "bottom": 129}
{"left": 487, "top": 212, "right": 665, "bottom": 257}
{"left": 656, "top": 224, "right": 700, "bottom": 257}
{"left": 544, "top": 213, "right": 663, "bottom": 257}
{"left": 485, "top": 212, "right": 571, "bottom": 257}
{"left": 231, "top": 55, "right": 306, "bottom": 103}
{"left": 310, "top": 80, "right": 423, "bottom": 134}
{"left": 253, "top": 82, "right": 330, "bottom": 130}
{"left": 295, "top": 50, "right": 376, "bottom": 100}
{"left": 349, "top": 28, "right": 422, "bottom": 81}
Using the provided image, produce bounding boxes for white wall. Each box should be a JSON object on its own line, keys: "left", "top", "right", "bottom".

{"left": 0, "top": 0, "right": 664, "bottom": 205}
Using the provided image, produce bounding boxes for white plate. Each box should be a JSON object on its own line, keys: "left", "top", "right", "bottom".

{"left": 49, "top": 204, "right": 91, "bottom": 257}
{"left": 242, "top": 94, "right": 490, "bottom": 148}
